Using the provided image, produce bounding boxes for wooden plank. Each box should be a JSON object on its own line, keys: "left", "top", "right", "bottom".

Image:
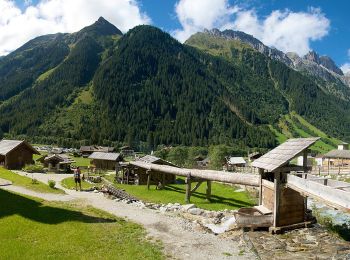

{"left": 287, "top": 175, "right": 350, "bottom": 212}
{"left": 254, "top": 205, "right": 272, "bottom": 215}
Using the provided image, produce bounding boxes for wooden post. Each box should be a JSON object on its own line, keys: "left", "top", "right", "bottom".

{"left": 206, "top": 180, "right": 211, "bottom": 201}
{"left": 303, "top": 150, "right": 308, "bottom": 221}
{"left": 328, "top": 158, "right": 330, "bottom": 175}
{"left": 146, "top": 170, "right": 151, "bottom": 190}
{"left": 162, "top": 172, "right": 166, "bottom": 186}
{"left": 273, "top": 171, "right": 280, "bottom": 228}
{"left": 258, "top": 168, "right": 264, "bottom": 205}
{"left": 126, "top": 168, "right": 129, "bottom": 185}
{"left": 185, "top": 174, "right": 191, "bottom": 204}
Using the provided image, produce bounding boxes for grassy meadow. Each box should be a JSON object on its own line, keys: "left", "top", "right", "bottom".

{"left": 105, "top": 175, "right": 256, "bottom": 211}
{"left": 61, "top": 177, "right": 101, "bottom": 190}
{"left": 0, "top": 189, "right": 163, "bottom": 259}
{"left": 0, "top": 167, "right": 64, "bottom": 194}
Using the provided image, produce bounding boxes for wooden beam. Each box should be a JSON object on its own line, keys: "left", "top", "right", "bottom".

{"left": 287, "top": 174, "right": 350, "bottom": 212}
{"left": 130, "top": 161, "right": 259, "bottom": 186}
{"left": 185, "top": 174, "right": 191, "bottom": 204}
{"left": 191, "top": 181, "right": 203, "bottom": 193}
{"left": 206, "top": 180, "right": 211, "bottom": 201}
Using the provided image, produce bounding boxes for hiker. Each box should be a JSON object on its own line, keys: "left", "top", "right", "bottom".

{"left": 74, "top": 166, "right": 82, "bottom": 191}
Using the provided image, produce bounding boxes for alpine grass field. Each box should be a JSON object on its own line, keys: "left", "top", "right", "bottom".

{"left": 0, "top": 189, "right": 163, "bottom": 260}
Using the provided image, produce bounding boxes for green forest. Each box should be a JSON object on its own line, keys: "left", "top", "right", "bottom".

{"left": 0, "top": 18, "right": 348, "bottom": 153}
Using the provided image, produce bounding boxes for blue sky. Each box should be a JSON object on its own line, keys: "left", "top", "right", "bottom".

{"left": 5, "top": 0, "right": 350, "bottom": 71}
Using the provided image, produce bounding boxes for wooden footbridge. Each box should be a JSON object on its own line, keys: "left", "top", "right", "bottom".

{"left": 128, "top": 138, "right": 350, "bottom": 232}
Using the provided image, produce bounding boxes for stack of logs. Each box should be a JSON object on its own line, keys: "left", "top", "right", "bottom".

{"left": 101, "top": 184, "right": 138, "bottom": 202}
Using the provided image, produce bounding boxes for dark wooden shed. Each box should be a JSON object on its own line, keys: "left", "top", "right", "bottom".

{"left": 38, "top": 154, "right": 74, "bottom": 172}
{"left": 89, "top": 152, "right": 122, "bottom": 170}
{"left": 0, "top": 139, "right": 40, "bottom": 169}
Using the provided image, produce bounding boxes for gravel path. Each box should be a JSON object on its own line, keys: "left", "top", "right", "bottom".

{"left": 1, "top": 172, "right": 256, "bottom": 260}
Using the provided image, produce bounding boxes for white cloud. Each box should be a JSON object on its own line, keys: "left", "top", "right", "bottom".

{"left": 0, "top": 0, "right": 150, "bottom": 56}
{"left": 173, "top": 0, "right": 238, "bottom": 42}
{"left": 341, "top": 63, "right": 350, "bottom": 74}
{"left": 173, "top": 1, "right": 330, "bottom": 56}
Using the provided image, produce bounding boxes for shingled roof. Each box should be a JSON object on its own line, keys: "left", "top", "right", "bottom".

{"left": 0, "top": 139, "right": 39, "bottom": 156}
{"left": 88, "top": 152, "right": 122, "bottom": 161}
{"left": 138, "top": 155, "right": 178, "bottom": 167}
{"left": 252, "top": 137, "right": 319, "bottom": 172}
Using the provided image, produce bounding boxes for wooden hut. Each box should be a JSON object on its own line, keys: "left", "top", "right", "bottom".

{"left": 80, "top": 146, "right": 114, "bottom": 157}
{"left": 226, "top": 157, "right": 246, "bottom": 171}
{"left": 88, "top": 152, "right": 122, "bottom": 170}
{"left": 0, "top": 139, "right": 40, "bottom": 169}
{"left": 249, "top": 137, "right": 319, "bottom": 233}
{"left": 38, "top": 154, "right": 74, "bottom": 172}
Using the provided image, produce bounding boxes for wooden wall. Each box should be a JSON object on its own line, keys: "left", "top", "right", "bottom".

{"left": 5, "top": 144, "right": 35, "bottom": 169}
{"left": 277, "top": 187, "right": 305, "bottom": 226}
{"left": 262, "top": 180, "right": 274, "bottom": 211}
{"left": 135, "top": 168, "right": 176, "bottom": 185}
{"left": 92, "top": 159, "right": 116, "bottom": 170}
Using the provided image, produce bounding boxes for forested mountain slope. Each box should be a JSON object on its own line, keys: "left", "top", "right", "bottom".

{"left": 186, "top": 32, "right": 350, "bottom": 142}
{"left": 0, "top": 18, "right": 348, "bottom": 150}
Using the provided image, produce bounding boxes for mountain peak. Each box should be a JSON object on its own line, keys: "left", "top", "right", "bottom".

{"left": 75, "top": 17, "right": 122, "bottom": 39}
{"left": 303, "top": 50, "right": 343, "bottom": 75}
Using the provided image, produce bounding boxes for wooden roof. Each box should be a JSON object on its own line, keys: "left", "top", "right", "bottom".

{"left": 227, "top": 157, "right": 246, "bottom": 165}
{"left": 138, "top": 155, "right": 178, "bottom": 167}
{"left": 44, "top": 154, "right": 74, "bottom": 163}
{"left": 252, "top": 137, "right": 319, "bottom": 172}
{"left": 0, "top": 139, "right": 40, "bottom": 156}
{"left": 88, "top": 152, "right": 121, "bottom": 161}
{"left": 80, "top": 146, "right": 114, "bottom": 153}
{"left": 324, "top": 149, "right": 350, "bottom": 159}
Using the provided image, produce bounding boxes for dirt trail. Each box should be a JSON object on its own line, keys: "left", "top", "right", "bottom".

{"left": 1, "top": 172, "right": 256, "bottom": 260}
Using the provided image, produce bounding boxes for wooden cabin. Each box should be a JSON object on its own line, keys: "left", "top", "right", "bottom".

{"left": 0, "top": 139, "right": 40, "bottom": 169}
{"left": 226, "top": 156, "right": 246, "bottom": 171}
{"left": 89, "top": 152, "right": 122, "bottom": 170}
{"left": 80, "top": 146, "right": 114, "bottom": 157}
{"left": 120, "top": 155, "right": 178, "bottom": 185}
{"left": 38, "top": 154, "right": 74, "bottom": 172}
{"left": 119, "top": 146, "right": 135, "bottom": 157}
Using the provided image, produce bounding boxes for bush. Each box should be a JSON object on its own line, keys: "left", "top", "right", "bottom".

{"left": 48, "top": 180, "right": 56, "bottom": 189}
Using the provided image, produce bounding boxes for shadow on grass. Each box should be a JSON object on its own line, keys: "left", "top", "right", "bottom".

{"left": 164, "top": 184, "right": 253, "bottom": 208}
{"left": 0, "top": 189, "right": 116, "bottom": 224}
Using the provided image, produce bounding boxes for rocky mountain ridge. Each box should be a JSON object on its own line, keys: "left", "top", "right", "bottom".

{"left": 203, "top": 28, "right": 348, "bottom": 87}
